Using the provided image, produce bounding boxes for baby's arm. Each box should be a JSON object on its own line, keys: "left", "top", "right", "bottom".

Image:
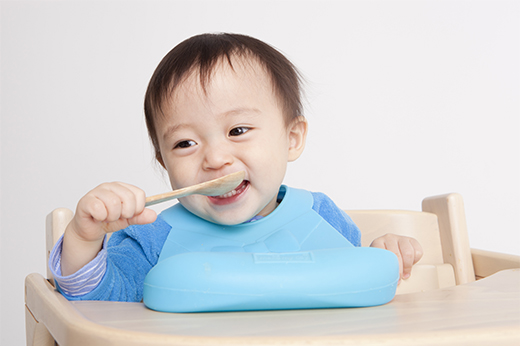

{"left": 370, "top": 234, "right": 423, "bottom": 282}
{"left": 61, "top": 182, "right": 157, "bottom": 276}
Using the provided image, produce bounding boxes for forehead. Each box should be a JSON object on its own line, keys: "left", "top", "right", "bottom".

{"left": 165, "top": 55, "right": 279, "bottom": 113}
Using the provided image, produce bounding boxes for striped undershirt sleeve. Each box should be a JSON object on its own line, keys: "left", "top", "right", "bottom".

{"left": 48, "top": 235, "right": 108, "bottom": 297}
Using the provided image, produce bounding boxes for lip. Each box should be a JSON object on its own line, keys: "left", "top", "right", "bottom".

{"left": 207, "top": 180, "right": 249, "bottom": 206}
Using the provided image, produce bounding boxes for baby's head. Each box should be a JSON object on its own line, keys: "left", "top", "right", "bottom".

{"left": 144, "top": 33, "right": 308, "bottom": 224}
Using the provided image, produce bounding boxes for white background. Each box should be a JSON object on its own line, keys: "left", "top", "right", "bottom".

{"left": 1, "top": 0, "right": 518, "bottom": 344}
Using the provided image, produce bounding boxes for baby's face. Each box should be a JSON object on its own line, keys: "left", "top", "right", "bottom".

{"left": 156, "top": 57, "right": 303, "bottom": 225}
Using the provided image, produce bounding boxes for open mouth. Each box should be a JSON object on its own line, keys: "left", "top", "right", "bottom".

{"left": 213, "top": 180, "right": 249, "bottom": 199}
{"left": 207, "top": 180, "right": 250, "bottom": 206}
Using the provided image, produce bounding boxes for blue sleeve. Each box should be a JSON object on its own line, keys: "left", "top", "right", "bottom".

{"left": 57, "top": 216, "right": 171, "bottom": 302}
{"left": 49, "top": 235, "right": 108, "bottom": 297}
{"left": 311, "top": 192, "right": 362, "bottom": 247}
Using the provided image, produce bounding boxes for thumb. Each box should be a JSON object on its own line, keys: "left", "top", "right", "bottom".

{"left": 128, "top": 208, "right": 157, "bottom": 226}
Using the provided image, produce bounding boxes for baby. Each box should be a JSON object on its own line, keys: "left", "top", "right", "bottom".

{"left": 50, "top": 33, "right": 422, "bottom": 301}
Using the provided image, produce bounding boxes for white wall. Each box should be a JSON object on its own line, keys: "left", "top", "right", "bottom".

{"left": 1, "top": 0, "right": 518, "bottom": 344}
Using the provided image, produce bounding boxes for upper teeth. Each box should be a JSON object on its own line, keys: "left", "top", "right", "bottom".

{"left": 217, "top": 181, "right": 246, "bottom": 198}
{"left": 219, "top": 189, "right": 238, "bottom": 199}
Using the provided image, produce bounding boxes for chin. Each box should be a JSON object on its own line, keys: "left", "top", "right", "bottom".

{"left": 205, "top": 213, "right": 252, "bottom": 226}
{"left": 179, "top": 202, "right": 250, "bottom": 226}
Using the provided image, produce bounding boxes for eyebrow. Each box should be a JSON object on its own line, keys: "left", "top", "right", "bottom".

{"left": 221, "top": 107, "right": 261, "bottom": 117}
{"left": 162, "top": 123, "right": 191, "bottom": 141}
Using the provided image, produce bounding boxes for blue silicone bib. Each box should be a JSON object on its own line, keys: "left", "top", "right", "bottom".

{"left": 143, "top": 186, "right": 399, "bottom": 312}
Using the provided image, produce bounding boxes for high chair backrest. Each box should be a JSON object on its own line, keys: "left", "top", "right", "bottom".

{"left": 422, "top": 193, "right": 475, "bottom": 285}
{"left": 45, "top": 193, "right": 474, "bottom": 294}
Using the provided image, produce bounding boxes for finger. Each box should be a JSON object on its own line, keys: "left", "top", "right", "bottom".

{"left": 370, "top": 235, "right": 403, "bottom": 281}
{"left": 101, "top": 182, "right": 141, "bottom": 220}
{"left": 92, "top": 182, "right": 145, "bottom": 222}
{"left": 398, "top": 239, "right": 416, "bottom": 279}
{"left": 116, "top": 182, "right": 147, "bottom": 215}
{"left": 93, "top": 189, "right": 126, "bottom": 222}
{"left": 111, "top": 182, "right": 152, "bottom": 225}
{"left": 77, "top": 193, "right": 110, "bottom": 222}
{"left": 78, "top": 188, "right": 124, "bottom": 224}
{"left": 410, "top": 237, "right": 424, "bottom": 264}
{"left": 380, "top": 238, "right": 404, "bottom": 280}
{"left": 369, "top": 237, "right": 386, "bottom": 249}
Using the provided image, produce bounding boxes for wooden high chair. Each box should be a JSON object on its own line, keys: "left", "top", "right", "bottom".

{"left": 25, "top": 193, "right": 520, "bottom": 346}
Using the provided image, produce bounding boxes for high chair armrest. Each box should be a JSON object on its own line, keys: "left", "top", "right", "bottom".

{"left": 46, "top": 208, "right": 73, "bottom": 284}
{"left": 471, "top": 248, "right": 520, "bottom": 279}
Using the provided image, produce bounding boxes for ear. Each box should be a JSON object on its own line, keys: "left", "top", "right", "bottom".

{"left": 287, "top": 116, "right": 308, "bottom": 162}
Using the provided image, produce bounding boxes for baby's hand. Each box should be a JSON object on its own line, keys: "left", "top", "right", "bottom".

{"left": 69, "top": 182, "right": 157, "bottom": 241}
{"left": 370, "top": 234, "right": 423, "bottom": 282}
{"left": 61, "top": 182, "right": 157, "bottom": 275}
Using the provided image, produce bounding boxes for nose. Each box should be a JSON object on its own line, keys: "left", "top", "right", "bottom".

{"left": 202, "top": 143, "right": 234, "bottom": 171}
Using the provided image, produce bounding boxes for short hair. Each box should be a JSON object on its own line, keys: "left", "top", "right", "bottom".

{"left": 144, "top": 33, "right": 304, "bottom": 164}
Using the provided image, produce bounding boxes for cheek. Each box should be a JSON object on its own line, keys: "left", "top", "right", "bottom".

{"left": 163, "top": 159, "right": 193, "bottom": 188}
{"left": 262, "top": 138, "right": 290, "bottom": 164}
{"left": 253, "top": 131, "right": 290, "bottom": 156}
{"left": 178, "top": 195, "right": 202, "bottom": 211}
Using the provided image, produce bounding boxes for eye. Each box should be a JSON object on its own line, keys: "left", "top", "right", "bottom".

{"left": 229, "top": 127, "right": 250, "bottom": 137}
{"left": 174, "top": 140, "right": 197, "bottom": 149}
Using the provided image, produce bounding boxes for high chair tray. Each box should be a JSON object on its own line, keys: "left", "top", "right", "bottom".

{"left": 25, "top": 269, "right": 520, "bottom": 345}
